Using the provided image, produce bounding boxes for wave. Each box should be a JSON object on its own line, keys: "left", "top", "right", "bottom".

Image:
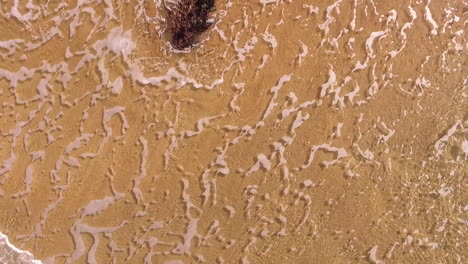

{"left": 0, "top": 232, "right": 41, "bottom": 264}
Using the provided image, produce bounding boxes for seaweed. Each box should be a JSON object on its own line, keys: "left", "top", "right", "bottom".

{"left": 168, "top": 0, "right": 215, "bottom": 50}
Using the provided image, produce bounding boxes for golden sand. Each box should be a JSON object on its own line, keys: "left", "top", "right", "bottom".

{"left": 0, "top": 0, "right": 466, "bottom": 263}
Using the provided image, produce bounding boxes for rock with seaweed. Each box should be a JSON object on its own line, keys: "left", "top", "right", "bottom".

{"left": 168, "top": 0, "right": 215, "bottom": 50}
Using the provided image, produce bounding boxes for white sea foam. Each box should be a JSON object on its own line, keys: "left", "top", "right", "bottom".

{"left": 0, "top": 232, "right": 42, "bottom": 264}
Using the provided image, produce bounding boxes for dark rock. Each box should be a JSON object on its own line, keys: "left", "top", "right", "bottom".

{"left": 168, "top": 0, "right": 215, "bottom": 50}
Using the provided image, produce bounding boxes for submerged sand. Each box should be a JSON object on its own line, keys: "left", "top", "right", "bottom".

{"left": 0, "top": 0, "right": 466, "bottom": 263}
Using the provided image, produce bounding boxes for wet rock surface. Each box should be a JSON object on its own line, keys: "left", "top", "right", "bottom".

{"left": 169, "top": 0, "right": 215, "bottom": 49}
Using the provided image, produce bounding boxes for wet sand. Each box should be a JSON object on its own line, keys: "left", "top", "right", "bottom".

{"left": 0, "top": 0, "right": 467, "bottom": 263}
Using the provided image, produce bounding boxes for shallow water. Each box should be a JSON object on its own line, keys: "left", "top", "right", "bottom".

{"left": 0, "top": 0, "right": 467, "bottom": 263}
